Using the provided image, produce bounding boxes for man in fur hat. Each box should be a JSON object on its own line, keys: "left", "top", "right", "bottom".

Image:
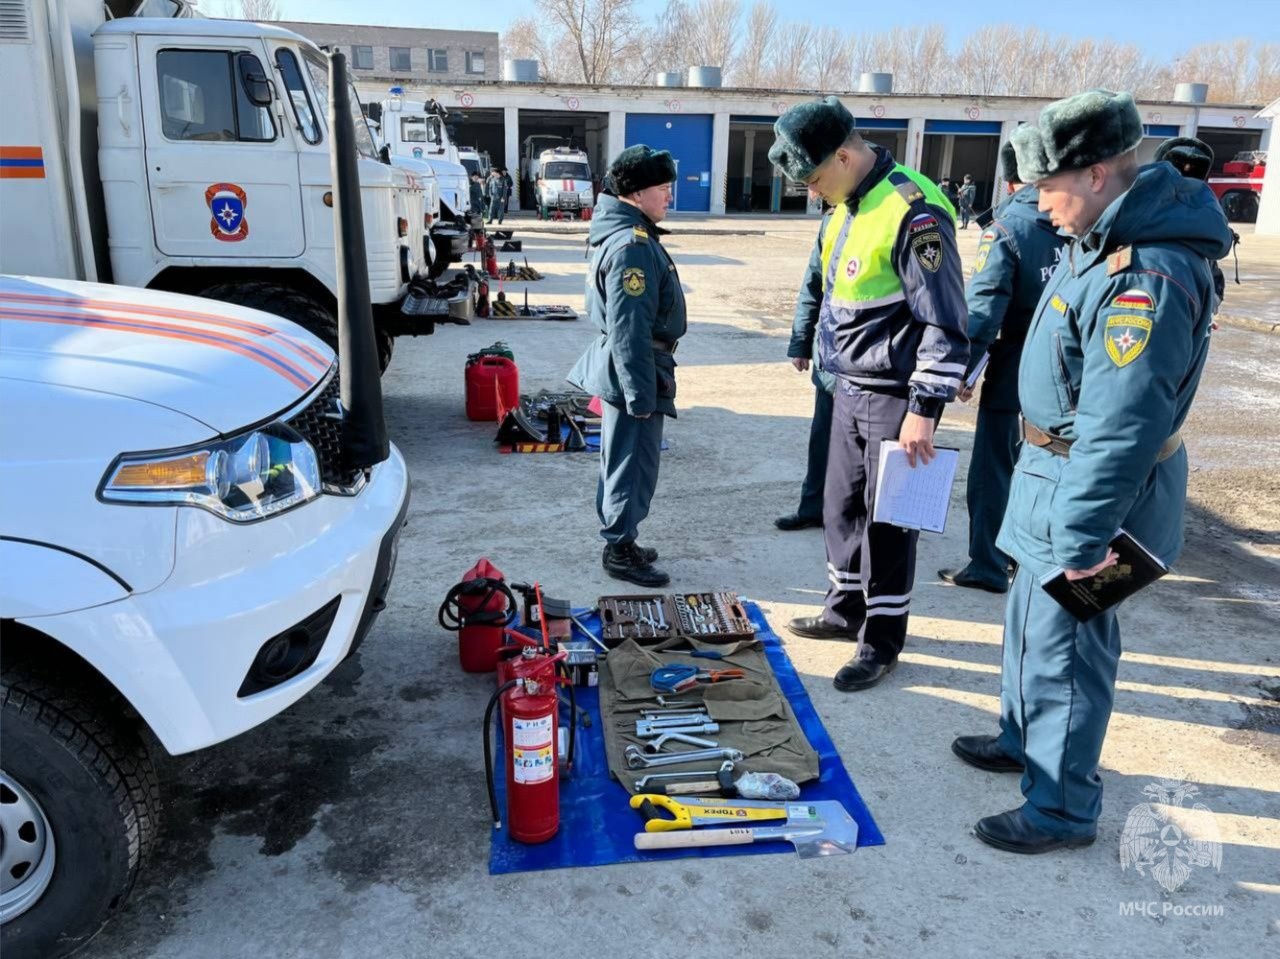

{"left": 568, "top": 146, "right": 686, "bottom": 587}
{"left": 774, "top": 96, "right": 969, "bottom": 692}
{"left": 951, "top": 90, "right": 1233, "bottom": 854}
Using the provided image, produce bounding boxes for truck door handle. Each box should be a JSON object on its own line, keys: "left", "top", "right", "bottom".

{"left": 116, "top": 85, "right": 132, "bottom": 138}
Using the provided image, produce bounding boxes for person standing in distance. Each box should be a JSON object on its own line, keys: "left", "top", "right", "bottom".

{"left": 951, "top": 90, "right": 1233, "bottom": 854}
{"left": 568, "top": 146, "right": 686, "bottom": 587}
{"left": 774, "top": 97, "right": 968, "bottom": 692}
{"left": 957, "top": 174, "right": 977, "bottom": 230}
{"left": 940, "top": 142, "right": 1065, "bottom": 593}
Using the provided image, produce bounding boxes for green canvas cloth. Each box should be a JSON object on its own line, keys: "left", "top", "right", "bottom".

{"left": 598, "top": 637, "right": 821, "bottom": 793}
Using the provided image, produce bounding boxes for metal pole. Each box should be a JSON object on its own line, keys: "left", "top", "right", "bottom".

{"left": 328, "top": 50, "right": 389, "bottom": 468}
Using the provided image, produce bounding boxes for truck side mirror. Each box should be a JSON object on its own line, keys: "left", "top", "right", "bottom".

{"left": 236, "top": 53, "right": 273, "bottom": 107}
{"left": 378, "top": 144, "right": 391, "bottom": 165}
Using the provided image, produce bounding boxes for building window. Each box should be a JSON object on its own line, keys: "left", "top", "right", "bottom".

{"left": 389, "top": 46, "right": 411, "bottom": 72}
{"left": 352, "top": 45, "right": 373, "bottom": 70}
{"left": 466, "top": 51, "right": 485, "bottom": 75}
{"left": 428, "top": 48, "right": 448, "bottom": 73}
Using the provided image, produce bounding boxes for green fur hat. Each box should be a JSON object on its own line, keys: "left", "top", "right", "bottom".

{"left": 608, "top": 145, "right": 677, "bottom": 195}
{"left": 1154, "top": 136, "right": 1214, "bottom": 181}
{"left": 1011, "top": 89, "right": 1143, "bottom": 183}
{"left": 1000, "top": 140, "right": 1020, "bottom": 183}
{"left": 768, "top": 96, "right": 856, "bottom": 182}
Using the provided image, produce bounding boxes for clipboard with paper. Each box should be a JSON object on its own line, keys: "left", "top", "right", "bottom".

{"left": 871, "top": 439, "right": 960, "bottom": 533}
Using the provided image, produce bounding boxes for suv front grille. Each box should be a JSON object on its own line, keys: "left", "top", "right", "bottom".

{"left": 287, "top": 371, "right": 365, "bottom": 491}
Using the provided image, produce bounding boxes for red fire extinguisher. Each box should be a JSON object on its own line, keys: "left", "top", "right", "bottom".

{"left": 485, "top": 648, "right": 574, "bottom": 844}
{"left": 475, "top": 276, "right": 491, "bottom": 317}
{"left": 483, "top": 235, "right": 499, "bottom": 277}
{"left": 437, "top": 559, "right": 518, "bottom": 673}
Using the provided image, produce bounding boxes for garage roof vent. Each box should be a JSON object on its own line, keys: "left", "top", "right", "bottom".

{"left": 657, "top": 72, "right": 683, "bottom": 87}
{"left": 504, "top": 58, "right": 540, "bottom": 83}
{"left": 859, "top": 73, "right": 893, "bottom": 94}
{"left": 688, "top": 66, "right": 721, "bottom": 88}
{"left": 1174, "top": 82, "right": 1209, "bottom": 104}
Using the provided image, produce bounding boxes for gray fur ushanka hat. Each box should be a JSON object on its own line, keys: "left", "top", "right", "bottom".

{"left": 1011, "top": 89, "right": 1143, "bottom": 183}
{"left": 768, "top": 96, "right": 856, "bottom": 182}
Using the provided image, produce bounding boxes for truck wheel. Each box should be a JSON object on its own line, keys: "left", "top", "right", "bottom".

{"left": 376, "top": 328, "right": 395, "bottom": 372}
{"left": 1237, "top": 192, "right": 1259, "bottom": 224}
{"left": 199, "top": 282, "right": 340, "bottom": 354}
{"left": 0, "top": 671, "right": 160, "bottom": 959}
{"left": 429, "top": 235, "right": 451, "bottom": 278}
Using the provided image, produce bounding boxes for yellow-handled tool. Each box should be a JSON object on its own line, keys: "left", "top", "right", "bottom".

{"left": 629, "top": 794, "right": 789, "bottom": 832}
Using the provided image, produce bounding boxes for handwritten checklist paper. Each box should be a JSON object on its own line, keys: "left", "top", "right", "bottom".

{"left": 871, "top": 440, "right": 960, "bottom": 534}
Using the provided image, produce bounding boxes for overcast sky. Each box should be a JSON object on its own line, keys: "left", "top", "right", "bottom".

{"left": 250, "top": 0, "right": 1279, "bottom": 61}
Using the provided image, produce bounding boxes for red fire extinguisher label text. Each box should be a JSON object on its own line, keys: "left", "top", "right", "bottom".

{"left": 512, "top": 715, "right": 553, "bottom": 749}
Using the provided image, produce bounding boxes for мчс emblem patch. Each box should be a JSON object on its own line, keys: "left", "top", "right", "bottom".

{"left": 911, "top": 230, "right": 943, "bottom": 273}
{"left": 622, "top": 267, "right": 646, "bottom": 296}
{"left": 974, "top": 241, "right": 991, "bottom": 273}
{"left": 1105, "top": 314, "right": 1152, "bottom": 367}
{"left": 845, "top": 256, "right": 861, "bottom": 279}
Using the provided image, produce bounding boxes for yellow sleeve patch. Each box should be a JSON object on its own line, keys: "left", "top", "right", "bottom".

{"left": 1104, "top": 314, "right": 1152, "bottom": 367}
{"left": 622, "top": 267, "right": 646, "bottom": 296}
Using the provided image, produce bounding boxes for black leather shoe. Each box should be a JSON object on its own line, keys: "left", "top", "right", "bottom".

{"left": 603, "top": 544, "right": 658, "bottom": 565}
{"left": 602, "top": 543, "right": 670, "bottom": 588}
{"left": 787, "top": 616, "right": 855, "bottom": 641}
{"left": 938, "top": 567, "right": 1008, "bottom": 594}
{"left": 973, "top": 808, "right": 1096, "bottom": 855}
{"left": 951, "top": 735, "right": 1024, "bottom": 773}
{"left": 775, "top": 513, "right": 822, "bottom": 531}
{"left": 833, "top": 657, "right": 897, "bottom": 692}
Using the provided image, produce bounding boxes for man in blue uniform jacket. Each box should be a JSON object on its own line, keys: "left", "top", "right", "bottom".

{"left": 568, "top": 146, "right": 687, "bottom": 587}
{"left": 940, "top": 142, "right": 1065, "bottom": 593}
{"left": 951, "top": 90, "right": 1234, "bottom": 854}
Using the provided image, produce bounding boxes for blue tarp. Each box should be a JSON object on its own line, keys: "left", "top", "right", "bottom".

{"left": 488, "top": 601, "right": 884, "bottom": 874}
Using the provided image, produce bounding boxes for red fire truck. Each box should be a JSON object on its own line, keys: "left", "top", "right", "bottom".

{"left": 1208, "top": 151, "right": 1266, "bottom": 223}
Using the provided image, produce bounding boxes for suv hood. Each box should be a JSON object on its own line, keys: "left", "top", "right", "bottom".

{"left": 0, "top": 275, "right": 333, "bottom": 435}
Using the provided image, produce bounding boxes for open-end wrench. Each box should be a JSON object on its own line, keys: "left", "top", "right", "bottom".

{"left": 625, "top": 746, "right": 745, "bottom": 769}
{"left": 635, "top": 761, "right": 735, "bottom": 791}
{"left": 653, "top": 601, "right": 667, "bottom": 631}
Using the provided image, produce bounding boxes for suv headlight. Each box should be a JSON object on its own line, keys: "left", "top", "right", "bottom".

{"left": 101, "top": 424, "right": 321, "bottom": 522}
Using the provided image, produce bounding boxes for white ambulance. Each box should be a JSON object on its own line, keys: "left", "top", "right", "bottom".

{"left": 534, "top": 147, "right": 596, "bottom": 213}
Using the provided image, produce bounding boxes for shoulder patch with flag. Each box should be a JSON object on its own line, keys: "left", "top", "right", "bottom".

{"left": 622, "top": 267, "right": 646, "bottom": 296}
{"left": 1110, "top": 288, "right": 1155, "bottom": 312}
{"left": 908, "top": 212, "right": 938, "bottom": 234}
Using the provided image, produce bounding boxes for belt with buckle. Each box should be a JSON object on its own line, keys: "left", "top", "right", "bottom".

{"left": 652, "top": 338, "right": 678, "bottom": 354}
{"left": 1022, "top": 419, "right": 1183, "bottom": 463}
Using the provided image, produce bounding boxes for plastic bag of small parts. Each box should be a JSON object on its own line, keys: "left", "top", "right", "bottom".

{"left": 734, "top": 772, "right": 801, "bottom": 801}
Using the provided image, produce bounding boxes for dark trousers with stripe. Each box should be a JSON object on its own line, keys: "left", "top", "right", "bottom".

{"left": 796, "top": 386, "right": 835, "bottom": 521}
{"left": 822, "top": 385, "right": 918, "bottom": 665}
{"left": 964, "top": 407, "right": 1020, "bottom": 588}
{"left": 996, "top": 567, "right": 1119, "bottom": 838}
{"left": 597, "top": 400, "right": 665, "bottom": 545}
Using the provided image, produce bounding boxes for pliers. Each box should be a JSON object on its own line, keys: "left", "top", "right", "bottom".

{"left": 650, "top": 664, "right": 746, "bottom": 694}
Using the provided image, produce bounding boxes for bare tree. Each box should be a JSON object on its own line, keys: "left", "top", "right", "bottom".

{"left": 684, "top": 0, "right": 743, "bottom": 74}
{"left": 766, "top": 21, "right": 813, "bottom": 89}
{"left": 237, "top": 0, "right": 280, "bottom": 19}
{"left": 852, "top": 25, "right": 951, "bottom": 94}
{"left": 732, "top": 1, "right": 777, "bottom": 87}
{"left": 810, "top": 25, "right": 850, "bottom": 91}
{"left": 502, "top": 15, "right": 581, "bottom": 84}
{"left": 535, "top": 0, "right": 642, "bottom": 84}
{"left": 955, "top": 25, "right": 1012, "bottom": 96}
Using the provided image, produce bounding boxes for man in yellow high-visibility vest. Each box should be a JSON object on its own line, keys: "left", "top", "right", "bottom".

{"left": 774, "top": 97, "right": 968, "bottom": 692}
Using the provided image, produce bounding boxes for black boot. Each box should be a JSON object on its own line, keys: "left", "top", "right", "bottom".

{"left": 775, "top": 513, "right": 822, "bottom": 531}
{"left": 602, "top": 543, "right": 657, "bottom": 565}
{"left": 833, "top": 656, "right": 897, "bottom": 692}
{"left": 603, "top": 543, "right": 670, "bottom": 588}
{"left": 951, "top": 735, "right": 1024, "bottom": 773}
{"left": 973, "top": 809, "right": 1096, "bottom": 854}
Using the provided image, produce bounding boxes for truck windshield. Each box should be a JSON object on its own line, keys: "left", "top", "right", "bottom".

{"left": 303, "top": 53, "right": 376, "bottom": 159}
{"left": 544, "top": 162, "right": 590, "bottom": 180}
{"left": 461, "top": 158, "right": 480, "bottom": 175}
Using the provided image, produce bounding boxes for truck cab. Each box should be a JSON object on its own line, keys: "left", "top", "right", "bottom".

{"left": 0, "top": 4, "right": 430, "bottom": 370}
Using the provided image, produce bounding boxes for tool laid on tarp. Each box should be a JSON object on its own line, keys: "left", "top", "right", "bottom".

{"left": 500, "top": 257, "right": 543, "bottom": 281}
{"left": 650, "top": 664, "right": 746, "bottom": 694}
{"left": 599, "top": 593, "right": 755, "bottom": 645}
{"left": 487, "top": 288, "right": 577, "bottom": 320}
{"left": 632, "top": 800, "right": 858, "bottom": 858}
{"left": 629, "top": 794, "right": 789, "bottom": 832}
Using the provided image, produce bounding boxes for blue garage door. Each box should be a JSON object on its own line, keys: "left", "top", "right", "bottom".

{"left": 625, "top": 114, "right": 713, "bottom": 212}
